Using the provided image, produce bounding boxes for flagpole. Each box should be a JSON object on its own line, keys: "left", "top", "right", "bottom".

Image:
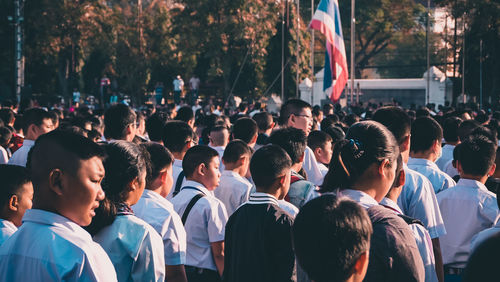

{"left": 350, "top": 0, "right": 355, "bottom": 106}
{"left": 296, "top": 0, "right": 300, "bottom": 98}
{"left": 281, "top": 1, "right": 285, "bottom": 102}
{"left": 311, "top": 0, "right": 315, "bottom": 105}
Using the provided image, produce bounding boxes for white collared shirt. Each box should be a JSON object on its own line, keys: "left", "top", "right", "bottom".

{"left": 443, "top": 159, "right": 459, "bottom": 178}
{"left": 408, "top": 157, "right": 456, "bottom": 194}
{"left": 398, "top": 164, "right": 447, "bottom": 239}
{"left": 471, "top": 220, "right": 500, "bottom": 252}
{"left": 0, "top": 209, "right": 117, "bottom": 281}
{"left": 437, "top": 178, "right": 500, "bottom": 267}
{"left": 0, "top": 219, "right": 17, "bottom": 246}
{"left": 278, "top": 200, "right": 299, "bottom": 218}
{"left": 317, "top": 162, "right": 329, "bottom": 178}
{"left": 133, "top": 189, "right": 187, "bottom": 265}
{"left": 246, "top": 192, "right": 280, "bottom": 206}
{"left": 93, "top": 214, "right": 165, "bottom": 281}
{"left": 303, "top": 146, "right": 324, "bottom": 186}
{"left": 171, "top": 180, "right": 228, "bottom": 271}
{"left": 8, "top": 139, "right": 35, "bottom": 167}
{"left": 338, "top": 189, "right": 379, "bottom": 209}
{"left": 436, "top": 144, "right": 455, "bottom": 172}
{"left": 380, "top": 198, "right": 438, "bottom": 282}
{"left": 167, "top": 159, "right": 185, "bottom": 200}
{"left": 209, "top": 145, "right": 226, "bottom": 171}
{"left": 214, "top": 170, "right": 253, "bottom": 216}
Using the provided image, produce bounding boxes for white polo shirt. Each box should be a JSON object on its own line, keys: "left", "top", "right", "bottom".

{"left": 133, "top": 189, "right": 187, "bottom": 265}
{"left": 171, "top": 180, "right": 228, "bottom": 271}
{"left": 8, "top": 139, "right": 35, "bottom": 167}
{"left": 0, "top": 219, "right": 17, "bottom": 246}
{"left": 214, "top": 170, "right": 253, "bottom": 216}
{"left": 167, "top": 159, "right": 186, "bottom": 200}
{"left": 408, "top": 157, "right": 456, "bottom": 194}
{"left": 437, "top": 178, "right": 500, "bottom": 268}
{"left": 93, "top": 214, "right": 165, "bottom": 281}
{"left": 0, "top": 209, "right": 117, "bottom": 281}
{"left": 398, "top": 164, "right": 447, "bottom": 239}
{"left": 380, "top": 197, "right": 438, "bottom": 282}
{"left": 303, "top": 146, "right": 324, "bottom": 186}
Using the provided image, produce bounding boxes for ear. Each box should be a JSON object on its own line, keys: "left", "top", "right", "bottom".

{"left": 456, "top": 160, "right": 463, "bottom": 174}
{"left": 48, "top": 169, "right": 64, "bottom": 196}
{"left": 250, "top": 134, "right": 257, "bottom": 145}
{"left": 298, "top": 152, "right": 305, "bottom": 163}
{"left": 489, "top": 163, "right": 497, "bottom": 177}
{"left": 378, "top": 159, "right": 391, "bottom": 178}
{"left": 401, "top": 135, "right": 410, "bottom": 153}
{"left": 288, "top": 114, "right": 296, "bottom": 126}
{"left": 128, "top": 176, "right": 140, "bottom": 191}
{"left": 197, "top": 163, "right": 206, "bottom": 176}
{"left": 8, "top": 195, "right": 19, "bottom": 212}
{"left": 397, "top": 169, "right": 406, "bottom": 187}
{"left": 352, "top": 251, "right": 370, "bottom": 278}
{"left": 159, "top": 170, "right": 168, "bottom": 184}
{"left": 270, "top": 122, "right": 275, "bottom": 130}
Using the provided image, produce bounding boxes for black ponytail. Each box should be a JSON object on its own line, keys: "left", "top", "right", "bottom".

{"left": 321, "top": 121, "right": 399, "bottom": 192}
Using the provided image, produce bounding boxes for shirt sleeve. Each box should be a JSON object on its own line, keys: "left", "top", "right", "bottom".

{"left": 207, "top": 200, "right": 229, "bottom": 243}
{"left": 302, "top": 147, "right": 324, "bottom": 186}
{"left": 131, "top": 229, "right": 165, "bottom": 282}
{"left": 162, "top": 212, "right": 187, "bottom": 265}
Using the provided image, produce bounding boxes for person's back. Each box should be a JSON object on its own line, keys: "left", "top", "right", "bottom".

{"left": 223, "top": 145, "right": 295, "bottom": 282}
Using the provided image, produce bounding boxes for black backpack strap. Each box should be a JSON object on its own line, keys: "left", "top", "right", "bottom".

{"left": 397, "top": 214, "right": 425, "bottom": 227}
{"left": 181, "top": 193, "right": 204, "bottom": 225}
{"left": 173, "top": 170, "right": 185, "bottom": 197}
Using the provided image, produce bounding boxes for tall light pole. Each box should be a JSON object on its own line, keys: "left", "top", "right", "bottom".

{"left": 462, "top": 16, "right": 466, "bottom": 104}
{"left": 479, "top": 39, "right": 483, "bottom": 109}
{"left": 425, "top": 0, "right": 431, "bottom": 106}
{"left": 296, "top": 0, "right": 300, "bottom": 98}
{"left": 350, "top": 0, "right": 355, "bottom": 105}
{"left": 13, "top": 0, "right": 24, "bottom": 103}
{"left": 281, "top": 1, "right": 285, "bottom": 102}
{"left": 311, "top": 0, "right": 315, "bottom": 105}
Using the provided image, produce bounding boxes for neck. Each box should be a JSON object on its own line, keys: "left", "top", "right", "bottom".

{"left": 172, "top": 152, "right": 185, "bottom": 160}
{"left": 224, "top": 164, "right": 244, "bottom": 177}
{"left": 410, "top": 151, "right": 436, "bottom": 162}
{"left": 255, "top": 187, "right": 282, "bottom": 200}
{"left": 291, "top": 163, "right": 302, "bottom": 173}
{"left": 461, "top": 174, "right": 489, "bottom": 184}
{"left": 187, "top": 176, "right": 210, "bottom": 190}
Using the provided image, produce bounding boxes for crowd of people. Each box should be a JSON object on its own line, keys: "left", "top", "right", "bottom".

{"left": 0, "top": 96, "right": 499, "bottom": 282}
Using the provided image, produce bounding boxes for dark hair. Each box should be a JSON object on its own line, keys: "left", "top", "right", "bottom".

{"left": 87, "top": 129, "right": 102, "bottom": 141}
{"left": 141, "top": 142, "right": 174, "bottom": 190}
{"left": 86, "top": 141, "right": 149, "bottom": 235}
{"left": 252, "top": 112, "right": 273, "bottom": 131}
{"left": 372, "top": 106, "right": 411, "bottom": 145}
{"left": 182, "top": 145, "right": 219, "bottom": 178}
{"left": 322, "top": 125, "right": 345, "bottom": 144}
{"left": 104, "top": 104, "right": 136, "bottom": 140}
{"left": 463, "top": 233, "right": 500, "bottom": 282}
{"left": 0, "top": 109, "right": 15, "bottom": 126}
{"left": 292, "top": 194, "right": 373, "bottom": 282}
{"left": 232, "top": 117, "right": 258, "bottom": 144}
{"left": 307, "top": 130, "right": 333, "bottom": 151}
{"left": 175, "top": 106, "right": 195, "bottom": 123}
{"left": 47, "top": 110, "right": 59, "bottom": 127}
{"left": 250, "top": 145, "right": 292, "bottom": 189}
{"left": 0, "top": 126, "right": 12, "bottom": 145}
{"left": 222, "top": 140, "right": 252, "bottom": 164}
{"left": 343, "top": 114, "right": 360, "bottom": 127}
{"left": 322, "top": 121, "right": 399, "bottom": 192}
{"left": 442, "top": 117, "right": 463, "bottom": 143}
{"left": 269, "top": 127, "right": 307, "bottom": 164}
{"left": 21, "top": 108, "right": 52, "bottom": 133}
{"left": 279, "top": 99, "right": 312, "bottom": 125}
{"left": 0, "top": 165, "right": 31, "bottom": 209}
{"left": 458, "top": 120, "right": 480, "bottom": 142}
{"left": 455, "top": 135, "right": 497, "bottom": 176}
{"left": 410, "top": 117, "right": 443, "bottom": 153}
{"left": 471, "top": 126, "right": 498, "bottom": 145}
{"left": 390, "top": 154, "right": 404, "bottom": 190}
{"left": 162, "top": 121, "right": 195, "bottom": 153}
{"left": 146, "top": 112, "right": 169, "bottom": 142}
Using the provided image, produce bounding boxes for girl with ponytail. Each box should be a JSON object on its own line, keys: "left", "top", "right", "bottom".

{"left": 87, "top": 141, "right": 165, "bottom": 281}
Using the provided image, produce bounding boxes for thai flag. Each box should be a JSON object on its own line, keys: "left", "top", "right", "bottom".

{"left": 309, "top": 0, "right": 348, "bottom": 102}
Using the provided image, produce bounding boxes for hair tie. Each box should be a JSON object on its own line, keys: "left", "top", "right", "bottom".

{"left": 349, "top": 139, "right": 365, "bottom": 159}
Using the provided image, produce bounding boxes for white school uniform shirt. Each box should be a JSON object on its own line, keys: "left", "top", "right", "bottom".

{"left": 380, "top": 198, "right": 438, "bottom": 282}
{"left": 303, "top": 146, "right": 324, "bottom": 186}
{"left": 408, "top": 157, "right": 456, "bottom": 194}
{"left": 437, "top": 178, "right": 500, "bottom": 268}
{"left": 171, "top": 180, "right": 228, "bottom": 271}
{"left": 8, "top": 139, "right": 35, "bottom": 167}
{"left": 0, "top": 146, "right": 9, "bottom": 164}
{"left": 133, "top": 189, "right": 187, "bottom": 265}
{"left": 0, "top": 209, "right": 117, "bottom": 281}
{"left": 443, "top": 159, "right": 459, "bottom": 178}
{"left": 278, "top": 200, "right": 299, "bottom": 218}
{"left": 398, "top": 164, "right": 447, "bottom": 239}
{"left": 214, "top": 170, "right": 253, "bottom": 216}
{"left": 471, "top": 220, "right": 500, "bottom": 252}
{"left": 318, "top": 162, "right": 329, "bottom": 178}
{"left": 210, "top": 145, "right": 226, "bottom": 172}
{"left": 436, "top": 144, "right": 455, "bottom": 172}
{"left": 338, "top": 189, "right": 379, "bottom": 209}
{"left": 0, "top": 219, "right": 17, "bottom": 246}
{"left": 167, "top": 159, "right": 186, "bottom": 200}
{"left": 93, "top": 213, "right": 165, "bottom": 282}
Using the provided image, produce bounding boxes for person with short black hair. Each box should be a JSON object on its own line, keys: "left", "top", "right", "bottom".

{"left": 436, "top": 117, "right": 463, "bottom": 171}
{"left": 252, "top": 112, "right": 274, "bottom": 149}
{"left": 176, "top": 106, "right": 195, "bottom": 128}
{"left": 307, "top": 130, "right": 333, "bottom": 177}
{"left": 292, "top": 194, "right": 372, "bottom": 282}
{"left": 0, "top": 131, "right": 117, "bottom": 281}
{"left": 409, "top": 117, "right": 456, "bottom": 194}
{"left": 232, "top": 117, "right": 258, "bottom": 149}
{"left": 463, "top": 233, "right": 500, "bottom": 282}
{"left": 9, "top": 108, "right": 54, "bottom": 167}
{"left": 133, "top": 143, "right": 188, "bottom": 282}
{"left": 0, "top": 127, "right": 12, "bottom": 163}
{"left": 269, "top": 128, "right": 318, "bottom": 210}
{"left": 214, "top": 140, "right": 253, "bottom": 216}
{"left": 103, "top": 104, "right": 137, "bottom": 142}
{"left": 171, "top": 145, "right": 227, "bottom": 282}
{"left": 437, "top": 134, "right": 499, "bottom": 280}
{"left": 223, "top": 145, "right": 295, "bottom": 282}
{"left": 163, "top": 121, "right": 196, "bottom": 199}
{"left": 146, "top": 112, "right": 169, "bottom": 144}
{"left": 0, "top": 165, "right": 32, "bottom": 246}
{"left": 321, "top": 121, "right": 425, "bottom": 282}
{"left": 209, "top": 125, "right": 230, "bottom": 171}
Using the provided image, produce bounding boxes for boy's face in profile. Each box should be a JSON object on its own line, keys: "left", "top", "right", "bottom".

{"left": 58, "top": 157, "right": 105, "bottom": 226}
{"left": 317, "top": 142, "right": 333, "bottom": 165}
{"left": 32, "top": 118, "right": 54, "bottom": 139}
{"left": 203, "top": 156, "right": 221, "bottom": 191}
{"left": 11, "top": 182, "right": 33, "bottom": 227}
{"left": 289, "top": 108, "right": 313, "bottom": 136}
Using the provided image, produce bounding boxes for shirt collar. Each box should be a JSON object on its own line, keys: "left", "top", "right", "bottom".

{"left": 379, "top": 197, "right": 403, "bottom": 214}
{"left": 173, "top": 159, "right": 183, "bottom": 168}
{"left": 456, "top": 178, "right": 489, "bottom": 191}
{"left": 22, "top": 209, "right": 92, "bottom": 240}
{"left": 141, "top": 189, "right": 173, "bottom": 208}
{"left": 0, "top": 219, "right": 17, "bottom": 233}
{"left": 339, "top": 189, "right": 379, "bottom": 209}
{"left": 222, "top": 170, "right": 241, "bottom": 178}
{"left": 408, "top": 157, "right": 439, "bottom": 169}
{"left": 181, "top": 180, "right": 211, "bottom": 195}
{"left": 248, "top": 192, "right": 279, "bottom": 206}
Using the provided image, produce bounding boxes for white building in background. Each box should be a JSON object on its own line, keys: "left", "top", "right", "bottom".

{"left": 300, "top": 66, "right": 453, "bottom": 108}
